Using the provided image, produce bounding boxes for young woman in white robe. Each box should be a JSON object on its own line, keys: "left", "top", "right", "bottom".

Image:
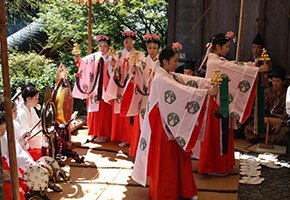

{"left": 104, "top": 30, "right": 145, "bottom": 147}
{"left": 132, "top": 46, "right": 218, "bottom": 200}
{"left": 198, "top": 32, "right": 268, "bottom": 176}
{"left": 16, "top": 83, "right": 44, "bottom": 161}
{"left": 73, "top": 35, "right": 113, "bottom": 143}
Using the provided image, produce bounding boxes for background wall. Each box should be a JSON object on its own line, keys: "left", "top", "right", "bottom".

{"left": 167, "top": 0, "right": 290, "bottom": 74}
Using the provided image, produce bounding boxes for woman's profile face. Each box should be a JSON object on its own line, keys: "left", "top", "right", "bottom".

{"left": 163, "top": 53, "right": 179, "bottom": 73}
{"left": 27, "top": 93, "right": 39, "bottom": 108}
{"left": 219, "top": 41, "right": 230, "bottom": 57}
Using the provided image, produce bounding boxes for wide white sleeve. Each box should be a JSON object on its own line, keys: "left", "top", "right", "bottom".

{"left": 286, "top": 86, "right": 290, "bottom": 115}
{"left": 16, "top": 108, "right": 31, "bottom": 131}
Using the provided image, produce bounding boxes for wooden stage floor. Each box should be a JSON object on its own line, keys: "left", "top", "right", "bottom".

{"left": 46, "top": 128, "right": 239, "bottom": 200}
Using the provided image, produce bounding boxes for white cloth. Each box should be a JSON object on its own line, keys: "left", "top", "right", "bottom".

{"left": 13, "top": 120, "right": 29, "bottom": 149}
{"left": 16, "top": 102, "right": 44, "bottom": 149}
{"left": 286, "top": 86, "right": 290, "bottom": 115}
{"left": 132, "top": 67, "right": 210, "bottom": 186}
{"left": 206, "top": 53, "right": 259, "bottom": 124}
{"left": 72, "top": 52, "right": 112, "bottom": 112}
{"left": 104, "top": 48, "right": 145, "bottom": 113}
{"left": 1, "top": 133, "right": 34, "bottom": 177}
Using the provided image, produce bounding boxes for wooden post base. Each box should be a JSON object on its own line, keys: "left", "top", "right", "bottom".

{"left": 259, "top": 143, "right": 274, "bottom": 149}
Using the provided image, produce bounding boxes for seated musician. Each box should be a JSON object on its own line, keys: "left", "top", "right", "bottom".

{"left": 244, "top": 66, "right": 288, "bottom": 145}
{"left": 0, "top": 111, "right": 32, "bottom": 200}
{"left": 16, "top": 82, "right": 46, "bottom": 161}
{"left": 243, "top": 33, "right": 273, "bottom": 87}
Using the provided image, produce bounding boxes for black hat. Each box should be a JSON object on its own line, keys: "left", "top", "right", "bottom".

{"left": 184, "top": 59, "right": 196, "bottom": 71}
{"left": 273, "top": 65, "right": 286, "bottom": 81}
{"left": 253, "top": 33, "right": 263, "bottom": 46}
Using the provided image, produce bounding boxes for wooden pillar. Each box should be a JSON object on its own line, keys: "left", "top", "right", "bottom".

{"left": 167, "top": 0, "right": 177, "bottom": 46}
{"left": 0, "top": 0, "right": 20, "bottom": 199}
{"left": 256, "top": 0, "right": 266, "bottom": 36}
{"left": 88, "top": 0, "right": 92, "bottom": 54}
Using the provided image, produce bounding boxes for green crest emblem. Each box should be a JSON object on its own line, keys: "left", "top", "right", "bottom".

{"left": 141, "top": 108, "right": 146, "bottom": 119}
{"left": 228, "top": 93, "right": 233, "bottom": 104}
{"left": 116, "top": 94, "right": 122, "bottom": 104}
{"left": 82, "top": 84, "right": 88, "bottom": 92}
{"left": 138, "top": 100, "right": 142, "bottom": 110}
{"left": 167, "top": 112, "right": 180, "bottom": 127}
{"left": 187, "top": 101, "right": 200, "bottom": 114}
{"left": 176, "top": 136, "right": 186, "bottom": 148}
{"left": 173, "top": 74, "right": 180, "bottom": 83}
{"left": 234, "top": 61, "right": 245, "bottom": 66}
{"left": 141, "top": 61, "right": 146, "bottom": 70}
{"left": 230, "top": 112, "right": 240, "bottom": 120}
{"left": 239, "top": 80, "right": 251, "bottom": 93}
{"left": 147, "top": 101, "right": 150, "bottom": 111}
{"left": 164, "top": 90, "right": 176, "bottom": 104}
{"left": 89, "top": 72, "right": 94, "bottom": 82}
{"left": 186, "top": 80, "right": 198, "bottom": 88}
{"left": 143, "top": 85, "right": 148, "bottom": 94}
{"left": 139, "top": 137, "right": 147, "bottom": 151}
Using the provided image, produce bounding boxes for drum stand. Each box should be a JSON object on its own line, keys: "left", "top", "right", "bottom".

{"left": 54, "top": 121, "right": 84, "bottom": 164}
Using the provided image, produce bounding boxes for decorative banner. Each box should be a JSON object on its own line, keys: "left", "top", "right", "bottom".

{"left": 69, "top": 0, "right": 127, "bottom": 6}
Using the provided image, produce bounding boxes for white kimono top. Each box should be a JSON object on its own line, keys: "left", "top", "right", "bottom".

{"left": 132, "top": 67, "right": 211, "bottom": 186}
{"left": 72, "top": 51, "right": 112, "bottom": 112}
{"left": 1, "top": 133, "right": 34, "bottom": 177}
{"left": 104, "top": 48, "right": 145, "bottom": 114}
{"left": 16, "top": 102, "right": 44, "bottom": 149}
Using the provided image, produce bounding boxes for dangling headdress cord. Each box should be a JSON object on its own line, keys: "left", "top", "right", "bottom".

{"left": 198, "top": 37, "right": 215, "bottom": 71}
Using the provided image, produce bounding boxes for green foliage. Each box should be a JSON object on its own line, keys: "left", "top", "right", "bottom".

{"left": 0, "top": 51, "right": 58, "bottom": 104}
{"left": 37, "top": 0, "right": 168, "bottom": 56}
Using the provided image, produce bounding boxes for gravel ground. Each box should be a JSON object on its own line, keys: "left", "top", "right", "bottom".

{"left": 237, "top": 152, "right": 290, "bottom": 200}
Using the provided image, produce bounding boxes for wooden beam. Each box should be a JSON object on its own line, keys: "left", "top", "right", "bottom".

{"left": 88, "top": 0, "right": 92, "bottom": 54}
{"left": 0, "top": 0, "right": 20, "bottom": 199}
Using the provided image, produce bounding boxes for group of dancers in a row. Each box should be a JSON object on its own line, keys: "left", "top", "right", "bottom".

{"left": 72, "top": 30, "right": 268, "bottom": 200}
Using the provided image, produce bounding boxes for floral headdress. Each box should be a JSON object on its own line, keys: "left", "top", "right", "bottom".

{"left": 172, "top": 42, "right": 182, "bottom": 52}
{"left": 94, "top": 35, "right": 109, "bottom": 41}
{"left": 225, "top": 31, "right": 234, "bottom": 40}
{"left": 144, "top": 33, "right": 160, "bottom": 42}
{"left": 122, "top": 30, "right": 137, "bottom": 37}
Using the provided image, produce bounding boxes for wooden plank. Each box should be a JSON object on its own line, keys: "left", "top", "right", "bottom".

{"left": 197, "top": 191, "right": 238, "bottom": 200}
{"left": 234, "top": 138, "right": 252, "bottom": 153}
{"left": 47, "top": 182, "right": 107, "bottom": 200}
{"left": 97, "top": 185, "right": 150, "bottom": 200}
{"left": 192, "top": 158, "right": 239, "bottom": 174}
{"left": 194, "top": 173, "right": 239, "bottom": 191}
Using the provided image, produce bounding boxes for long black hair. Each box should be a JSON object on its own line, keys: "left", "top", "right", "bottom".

{"left": 211, "top": 33, "right": 230, "bottom": 51}
{"left": 22, "top": 85, "right": 39, "bottom": 102}
{"left": 159, "top": 46, "right": 178, "bottom": 67}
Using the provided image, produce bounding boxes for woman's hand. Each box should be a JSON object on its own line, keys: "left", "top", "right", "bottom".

{"left": 22, "top": 131, "right": 31, "bottom": 139}
{"left": 207, "top": 86, "right": 218, "bottom": 96}
{"left": 74, "top": 55, "right": 81, "bottom": 63}
{"left": 258, "top": 64, "right": 268, "bottom": 72}
{"left": 110, "top": 60, "right": 116, "bottom": 67}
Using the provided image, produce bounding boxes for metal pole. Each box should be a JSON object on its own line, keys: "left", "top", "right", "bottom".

{"left": 0, "top": 0, "right": 20, "bottom": 199}
{"left": 235, "top": 0, "right": 245, "bottom": 62}
{"left": 88, "top": 0, "right": 92, "bottom": 54}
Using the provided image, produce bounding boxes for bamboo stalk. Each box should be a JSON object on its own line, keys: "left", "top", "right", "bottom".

{"left": 235, "top": 0, "right": 245, "bottom": 62}
{"left": 88, "top": 0, "right": 92, "bottom": 54}
{"left": 0, "top": 0, "right": 20, "bottom": 199}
